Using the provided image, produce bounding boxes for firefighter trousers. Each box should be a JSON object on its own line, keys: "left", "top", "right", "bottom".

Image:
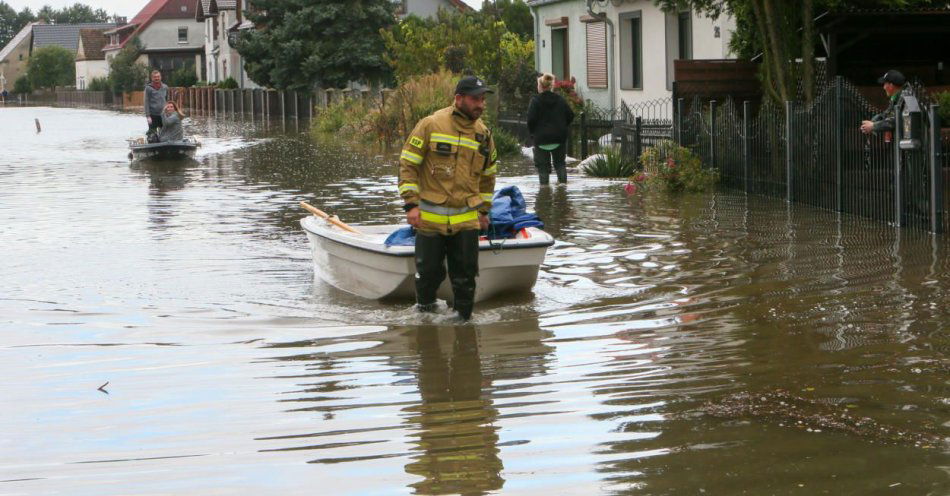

{"left": 414, "top": 229, "right": 479, "bottom": 320}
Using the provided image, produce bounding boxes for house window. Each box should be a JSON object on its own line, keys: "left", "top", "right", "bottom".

{"left": 551, "top": 27, "right": 569, "bottom": 81}
{"left": 213, "top": 17, "right": 219, "bottom": 40}
{"left": 585, "top": 20, "right": 607, "bottom": 89}
{"left": 178, "top": 27, "right": 188, "bottom": 44}
{"left": 620, "top": 11, "right": 642, "bottom": 90}
{"left": 678, "top": 12, "right": 692, "bottom": 60}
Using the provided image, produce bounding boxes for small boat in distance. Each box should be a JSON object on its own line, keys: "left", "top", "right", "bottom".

{"left": 300, "top": 205, "right": 555, "bottom": 303}
{"left": 128, "top": 138, "right": 200, "bottom": 161}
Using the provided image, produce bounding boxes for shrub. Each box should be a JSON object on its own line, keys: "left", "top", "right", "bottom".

{"left": 167, "top": 64, "right": 198, "bottom": 88}
{"left": 364, "top": 70, "right": 458, "bottom": 143}
{"left": 87, "top": 77, "right": 110, "bottom": 91}
{"left": 492, "top": 126, "right": 520, "bottom": 158}
{"left": 312, "top": 96, "right": 367, "bottom": 134}
{"left": 935, "top": 91, "right": 950, "bottom": 125}
{"left": 583, "top": 146, "right": 637, "bottom": 178}
{"left": 639, "top": 140, "right": 718, "bottom": 193}
{"left": 14, "top": 75, "right": 32, "bottom": 94}
{"left": 217, "top": 77, "right": 239, "bottom": 89}
{"left": 553, "top": 78, "right": 584, "bottom": 113}
{"left": 108, "top": 39, "right": 149, "bottom": 93}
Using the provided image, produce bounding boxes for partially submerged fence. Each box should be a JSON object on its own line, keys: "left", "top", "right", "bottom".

{"left": 676, "top": 77, "right": 947, "bottom": 233}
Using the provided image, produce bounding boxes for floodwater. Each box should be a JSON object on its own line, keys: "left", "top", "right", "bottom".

{"left": 1, "top": 106, "right": 947, "bottom": 495}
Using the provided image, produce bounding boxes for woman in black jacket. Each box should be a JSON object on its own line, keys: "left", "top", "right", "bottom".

{"left": 526, "top": 73, "right": 574, "bottom": 185}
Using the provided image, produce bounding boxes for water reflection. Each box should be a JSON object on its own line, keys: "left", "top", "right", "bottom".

{"left": 130, "top": 158, "right": 200, "bottom": 194}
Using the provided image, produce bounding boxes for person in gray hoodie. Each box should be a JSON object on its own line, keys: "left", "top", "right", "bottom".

{"left": 158, "top": 101, "right": 186, "bottom": 142}
{"left": 144, "top": 70, "right": 168, "bottom": 136}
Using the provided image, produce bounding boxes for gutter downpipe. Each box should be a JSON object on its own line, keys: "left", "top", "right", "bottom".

{"left": 530, "top": 4, "right": 540, "bottom": 71}
{"left": 586, "top": 0, "right": 615, "bottom": 112}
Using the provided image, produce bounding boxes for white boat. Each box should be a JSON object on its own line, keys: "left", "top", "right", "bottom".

{"left": 300, "top": 216, "right": 555, "bottom": 303}
{"left": 128, "top": 138, "right": 199, "bottom": 161}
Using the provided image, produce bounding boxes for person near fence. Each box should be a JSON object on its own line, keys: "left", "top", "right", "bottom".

{"left": 158, "top": 101, "right": 186, "bottom": 143}
{"left": 860, "top": 69, "right": 908, "bottom": 140}
{"left": 527, "top": 73, "right": 574, "bottom": 185}
{"left": 144, "top": 70, "right": 168, "bottom": 137}
{"left": 398, "top": 75, "right": 497, "bottom": 321}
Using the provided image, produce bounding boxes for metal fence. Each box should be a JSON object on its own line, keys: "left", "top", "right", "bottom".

{"left": 497, "top": 96, "right": 674, "bottom": 162}
{"left": 676, "top": 76, "right": 946, "bottom": 233}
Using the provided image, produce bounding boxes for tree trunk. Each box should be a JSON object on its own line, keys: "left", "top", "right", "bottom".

{"left": 801, "top": 0, "right": 815, "bottom": 105}
{"left": 750, "top": 0, "right": 781, "bottom": 103}
{"left": 761, "top": 0, "right": 789, "bottom": 102}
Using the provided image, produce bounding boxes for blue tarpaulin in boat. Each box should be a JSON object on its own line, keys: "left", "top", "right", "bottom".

{"left": 384, "top": 186, "right": 543, "bottom": 246}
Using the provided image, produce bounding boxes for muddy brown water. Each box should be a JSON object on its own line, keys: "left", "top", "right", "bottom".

{"left": 1, "top": 107, "right": 947, "bottom": 495}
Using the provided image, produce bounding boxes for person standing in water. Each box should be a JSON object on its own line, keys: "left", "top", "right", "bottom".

{"left": 144, "top": 70, "right": 168, "bottom": 136}
{"left": 526, "top": 73, "right": 574, "bottom": 185}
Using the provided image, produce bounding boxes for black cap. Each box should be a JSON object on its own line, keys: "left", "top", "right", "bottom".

{"left": 455, "top": 76, "right": 494, "bottom": 96}
{"left": 877, "top": 69, "right": 905, "bottom": 86}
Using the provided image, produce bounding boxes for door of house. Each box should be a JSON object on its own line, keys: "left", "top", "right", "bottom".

{"left": 551, "top": 27, "right": 569, "bottom": 81}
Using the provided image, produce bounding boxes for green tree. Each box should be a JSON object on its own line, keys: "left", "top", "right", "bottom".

{"left": 0, "top": 2, "right": 34, "bottom": 47}
{"left": 480, "top": 0, "right": 533, "bottom": 40}
{"left": 238, "top": 0, "right": 396, "bottom": 90}
{"left": 13, "top": 74, "right": 31, "bottom": 93}
{"left": 108, "top": 38, "right": 149, "bottom": 92}
{"left": 36, "top": 3, "right": 110, "bottom": 24}
{"left": 166, "top": 64, "right": 198, "bottom": 87}
{"left": 27, "top": 45, "right": 74, "bottom": 89}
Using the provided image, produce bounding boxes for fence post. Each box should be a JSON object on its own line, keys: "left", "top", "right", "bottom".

{"left": 634, "top": 116, "right": 643, "bottom": 165}
{"left": 930, "top": 104, "right": 943, "bottom": 233}
{"left": 580, "top": 112, "right": 588, "bottom": 159}
{"left": 895, "top": 102, "right": 904, "bottom": 227}
{"left": 709, "top": 100, "right": 717, "bottom": 169}
{"left": 675, "top": 98, "right": 684, "bottom": 144}
{"left": 785, "top": 100, "right": 794, "bottom": 202}
{"left": 835, "top": 76, "right": 843, "bottom": 212}
{"left": 743, "top": 100, "right": 751, "bottom": 193}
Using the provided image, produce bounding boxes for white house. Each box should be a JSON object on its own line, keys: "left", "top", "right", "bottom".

{"left": 394, "top": 0, "right": 472, "bottom": 18}
{"left": 195, "top": 0, "right": 259, "bottom": 88}
{"left": 527, "top": 0, "right": 736, "bottom": 109}
{"left": 102, "top": 0, "right": 204, "bottom": 79}
{"left": 75, "top": 29, "right": 110, "bottom": 89}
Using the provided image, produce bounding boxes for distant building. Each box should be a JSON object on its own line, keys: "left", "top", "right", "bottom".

{"left": 0, "top": 22, "right": 115, "bottom": 91}
{"left": 75, "top": 29, "right": 110, "bottom": 89}
{"left": 394, "top": 0, "right": 473, "bottom": 18}
{"left": 102, "top": 0, "right": 204, "bottom": 80}
{"left": 0, "top": 22, "right": 41, "bottom": 90}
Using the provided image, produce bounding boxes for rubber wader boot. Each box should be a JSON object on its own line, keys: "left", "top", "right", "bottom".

{"left": 414, "top": 231, "right": 446, "bottom": 311}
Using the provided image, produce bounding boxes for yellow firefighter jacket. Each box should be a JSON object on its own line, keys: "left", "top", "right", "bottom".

{"left": 398, "top": 105, "right": 498, "bottom": 234}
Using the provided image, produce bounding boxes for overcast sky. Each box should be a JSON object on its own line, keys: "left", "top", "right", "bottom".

{"left": 4, "top": 0, "right": 483, "bottom": 20}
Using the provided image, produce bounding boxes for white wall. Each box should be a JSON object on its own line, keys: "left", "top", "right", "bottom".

{"left": 138, "top": 18, "right": 204, "bottom": 51}
{"left": 75, "top": 60, "right": 109, "bottom": 88}
{"left": 533, "top": 0, "right": 736, "bottom": 109}
{"left": 404, "top": 0, "right": 460, "bottom": 19}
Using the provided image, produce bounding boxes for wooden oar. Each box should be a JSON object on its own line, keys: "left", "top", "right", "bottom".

{"left": 300, "top": 201, "right": 362, "bottom": 234}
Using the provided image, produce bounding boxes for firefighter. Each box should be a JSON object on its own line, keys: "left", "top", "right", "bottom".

{"left": 398, "top": 76, "right": 498, "bottom": 321}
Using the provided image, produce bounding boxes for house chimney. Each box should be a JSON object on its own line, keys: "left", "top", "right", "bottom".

{"left": 114, "top": 16, "right": 127, "bottom": 25}
{"left": 236, "top": 1, "right": 242, "bottom": 23}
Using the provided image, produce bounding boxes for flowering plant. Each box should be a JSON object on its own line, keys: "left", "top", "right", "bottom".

{"left": 635, "top": 140, "right": 718, "bottom": 193}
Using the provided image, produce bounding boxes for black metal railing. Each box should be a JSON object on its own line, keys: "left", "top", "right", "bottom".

{"left": 676, "top": 76, "right": 947, "bottom": 233}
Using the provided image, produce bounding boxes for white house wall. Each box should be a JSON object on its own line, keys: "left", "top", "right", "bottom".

{"left": 75, "top": 60, "right": 109, "bottom": 88}
{"left": 533, "top": 0, "right": 735, "bottom": 109}
{"left": 138, "top": 19, "right": 203, "bottom": 51}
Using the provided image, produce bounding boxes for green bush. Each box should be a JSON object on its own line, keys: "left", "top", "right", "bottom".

{"left": 27, "top": 45, "right": 75, "bottom": 89}
{"left": 583, "top": 146, "right": 637, "bottom": 178}
{"left": 216, "top": 77, "right": 239, "bottom": 89}
{"left": 492, "top": 126, "right": 520, "bottom": 158}
{"left": 108, "top": 38, "right": 149, "bottom": 92}
{"left": 935, "top": 91, "right": 950, "bottom": 126}
{"left": 167, "top": 65, "right": 198, "bottom": 88}
{"left": 311, "top": 96, "right": 367, "bottom": 134}
{"left": 87, "top": 77, "right": 110, "bottom": 91}
{"left": 14, "top": 75, "right": 32, "bottom": 94}
{"left": 639, "top": 140, "right": 718, "bottom": 193}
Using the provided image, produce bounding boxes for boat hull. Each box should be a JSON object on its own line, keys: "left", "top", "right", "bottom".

{"left": 130, "top": 140, "right": 198, "bottom": 161}
{"left": 301, "top": 217, "right": 553, "bottom": 303}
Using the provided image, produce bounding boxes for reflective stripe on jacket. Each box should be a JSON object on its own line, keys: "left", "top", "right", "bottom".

{"left": 398, "top": 105, "right": 497, "bottom": 234}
